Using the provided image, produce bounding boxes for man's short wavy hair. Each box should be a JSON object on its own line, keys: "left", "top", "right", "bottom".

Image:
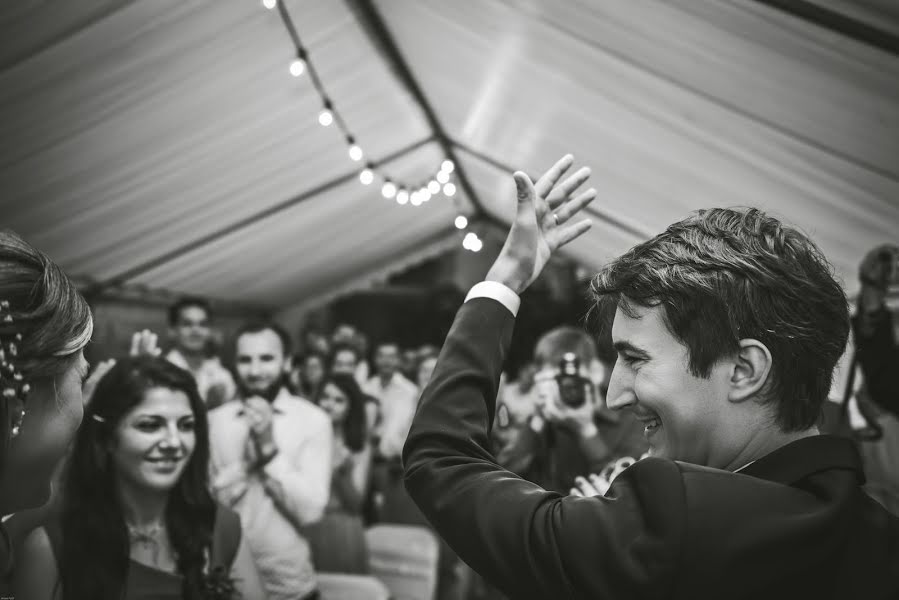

{"left": 590, "top": 207, "right": 849, "bottom": 432}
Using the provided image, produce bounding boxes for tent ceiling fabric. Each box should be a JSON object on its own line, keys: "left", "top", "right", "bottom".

{"left": 376, "top": 0, "right": 899, "bottom": 297}
{"left": 0, "top": 0, "right": 467, "bottom": 309}
{"left": 1, "top": 0, "right": 898, "bottom": 310}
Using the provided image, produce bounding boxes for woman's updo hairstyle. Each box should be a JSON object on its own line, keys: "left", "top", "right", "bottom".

{"left": 0, "top": 229, "right": 92, "bottom": 455}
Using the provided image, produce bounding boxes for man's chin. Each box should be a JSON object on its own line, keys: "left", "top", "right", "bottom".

{"left": 241, "top": 383, "right": 281, "bottom": 401}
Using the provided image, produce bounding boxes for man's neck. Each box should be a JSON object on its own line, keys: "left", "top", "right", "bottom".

{"left": 175, "top": 347, "right": 206, "bottom": 371}
{"left": 378, "top": 372, "right": 395, "bottom": 387}
{"left": 723, "top": 426, "right": 820, "bottom": 472}
{"left": 118, "top": 481, "right": 168, "bottom": 528}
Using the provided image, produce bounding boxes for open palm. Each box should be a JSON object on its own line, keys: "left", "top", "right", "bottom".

{"left": 487, "top": 155, "right": 596, "bottom": 294}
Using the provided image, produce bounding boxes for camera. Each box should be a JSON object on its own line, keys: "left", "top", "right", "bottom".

{"left": 555, "top": 352, "right": 590, "bottom": 409}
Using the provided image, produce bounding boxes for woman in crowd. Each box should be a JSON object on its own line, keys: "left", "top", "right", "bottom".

{"left": 14, "top": 357, "right": 264, "bottom": 599}
{"left": 293, "top": 352, "right": 327, "bottom": 400}
{"left": 0, "top": 230, "right": 93, "bottom": 592}
{"left": 306, "top": 374, "right": 372, "bottom": 574}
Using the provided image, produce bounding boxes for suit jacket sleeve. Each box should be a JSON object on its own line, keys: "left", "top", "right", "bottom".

{"left": 403, "top": 298, "right": 686, "bottom": 599}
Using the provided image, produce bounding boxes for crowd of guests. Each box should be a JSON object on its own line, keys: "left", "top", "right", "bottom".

{"left": 1, "top": 224, "right": 897, "bottom": 599}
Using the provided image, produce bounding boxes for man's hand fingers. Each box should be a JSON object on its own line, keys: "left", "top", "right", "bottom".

{"left": 547, "top": 167, "right": 591, "bottom": 209}
{"left": 570, "top": 487, "right": 584, "bottom": 497}
{"left": 130, "top": 332, "right": 141, "bottom": 356}
{"left": 534, "top": 154, "right": 574, "bottom": 199}
{"left": 553, "top": 188, "right": 597, "bottom": 225}
{"left": 550, "top": 219, "right": 593, "bottom": 250}
{"left": 512, "top": 172, "right": 537, "bottom": 224}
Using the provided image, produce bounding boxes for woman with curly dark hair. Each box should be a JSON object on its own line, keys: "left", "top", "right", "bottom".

{"left": 14, "top": 357, "right": 264, "bottom": 599}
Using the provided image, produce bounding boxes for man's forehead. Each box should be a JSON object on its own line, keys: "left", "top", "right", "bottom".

{"left": 610, "top": 303, "right": 665, "bottom": 349}
{"left": 178, "top": 305, "right": 209, "bottom": 322}
{"left": 236, "top": 330, "right": 285, "bottom": 355}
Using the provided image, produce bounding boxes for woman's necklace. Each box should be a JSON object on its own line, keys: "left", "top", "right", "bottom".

{"left": 126, "top": 520, "right": 163, "bottom": 545}
{"left": 126, "top": 520, "right": 167, "bottom": 569}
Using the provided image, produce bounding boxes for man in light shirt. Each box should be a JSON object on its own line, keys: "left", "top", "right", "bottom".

{"left": 208, "top": 321, "right": 331, "bottom": 600}
{"left": 165, "top": 297, "right": 236, "bottom": 410}
{"left": 363, "top": 341, "right": 419, "bottom": 459}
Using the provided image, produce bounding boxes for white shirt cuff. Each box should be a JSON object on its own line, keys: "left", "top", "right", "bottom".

{"left": 465, "top": 281, "right": 521, "bottom": 317}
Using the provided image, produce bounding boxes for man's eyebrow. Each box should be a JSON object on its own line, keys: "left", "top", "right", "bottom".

{"left": 613, "top": 341, "right": 650, "bottom": 356}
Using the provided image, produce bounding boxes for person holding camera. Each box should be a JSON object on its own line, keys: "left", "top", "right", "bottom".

{"left": 402, "top": 155, "right": 899, "bottom": 599}
{"left": 496, "top": 327, "right": 645, "bottom": 494}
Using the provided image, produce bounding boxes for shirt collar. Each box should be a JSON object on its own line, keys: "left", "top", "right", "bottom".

{"left": 737, "top": 435, "right": 864, "bottom": 486}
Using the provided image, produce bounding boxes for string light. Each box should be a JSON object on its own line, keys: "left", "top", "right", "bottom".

{"left": 318, "top": 102, "right": 334, "bottom": 127}
{"left": 347, "top": 137, "right": 363, "bottom": 161}
{"left": 290, "top": 59, "right": 306, "bottom": 77}
{"left": 265, "top": 1, "right": 478, "bottom": 251}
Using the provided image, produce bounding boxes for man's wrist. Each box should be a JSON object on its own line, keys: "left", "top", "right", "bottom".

{"left": 486, "top": 260, "right": 527, "bottom": 296}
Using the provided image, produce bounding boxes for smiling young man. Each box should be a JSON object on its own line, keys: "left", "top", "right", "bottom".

{"left": 207, "top": 321, "right": 331, "bottom": 600}
{"left": 402, "top": 155, "right": 899, "bottom": 599}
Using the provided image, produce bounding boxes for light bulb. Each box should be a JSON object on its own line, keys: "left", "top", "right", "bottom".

{"left": 462, "top": 236, "right": 473, "bottom": 250}
{"left": 472, "top": 238, "right": 483, "bottom": 252}
{"left": 410, "top": 191, "right": 423, "bottom": 206}
{"left": 441, "top": 159, "right": 455, "bottom": 173}
{"left": 318, "top": 109, "right": 334, "bottom": 127}
{"left": 420, "top": 188, "right": 432, "bottom": 202}
{"left": 464, "top": 232, "right": 477, "bottom": 243}
{"left": 443, "top": 183, "right": 457, "bottom": 197}
{"left": 290, "top": 59, "right": 306, "bottom": 77}
{"left": 437, "top": 171, "right": 450, "bottom": 184}
{"left": 382, "top": 182, "right": 397, "bottom": 198}
{"left": 348, "top": 144, "right": 363, "bottom": 161}
{"left": 428, "top": 180, "right": 440, "bottom": 194}
{"left": 454, "top": 216, "right": 468, "bottom": 229}
{"left": 262, "top": 0, "right": 277, "bottom": 9}
{"left": 396, "top": 190, "right": 409, "bottom": 205}
{"left": 359, "top": 169, "right": 374, "bottom": 185}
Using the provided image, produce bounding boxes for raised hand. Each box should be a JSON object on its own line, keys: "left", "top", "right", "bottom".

{"left": 486, "top": 155, "right": 596, "bottom": 294}
{"left": 82, "top": 358, "right": 116, "bottom": 407}
{"left": 129, "top": 329, "right": 162, "bottom": 358}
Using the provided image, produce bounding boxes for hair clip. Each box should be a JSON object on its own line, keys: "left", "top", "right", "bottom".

{"left": 91, "top": 414, "right": 107, "bottom": 424}
{"left": 0, "top": 299, "right": 29, "bottom": 439}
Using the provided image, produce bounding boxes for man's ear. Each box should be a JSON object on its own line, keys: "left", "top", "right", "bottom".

{"left": 728, "top": 339, "right": 772, "bottom": 403}
{"left": 283, "top": 354, "right": 294, "bottom": 374}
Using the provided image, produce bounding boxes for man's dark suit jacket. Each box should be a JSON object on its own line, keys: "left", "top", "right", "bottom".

{"left": 403, "top": 298, "right": 899, "bottom": 599}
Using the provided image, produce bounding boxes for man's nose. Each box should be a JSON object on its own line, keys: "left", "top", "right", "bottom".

{"left": 605, "top": 365, "right": 636, "bottom": 411}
